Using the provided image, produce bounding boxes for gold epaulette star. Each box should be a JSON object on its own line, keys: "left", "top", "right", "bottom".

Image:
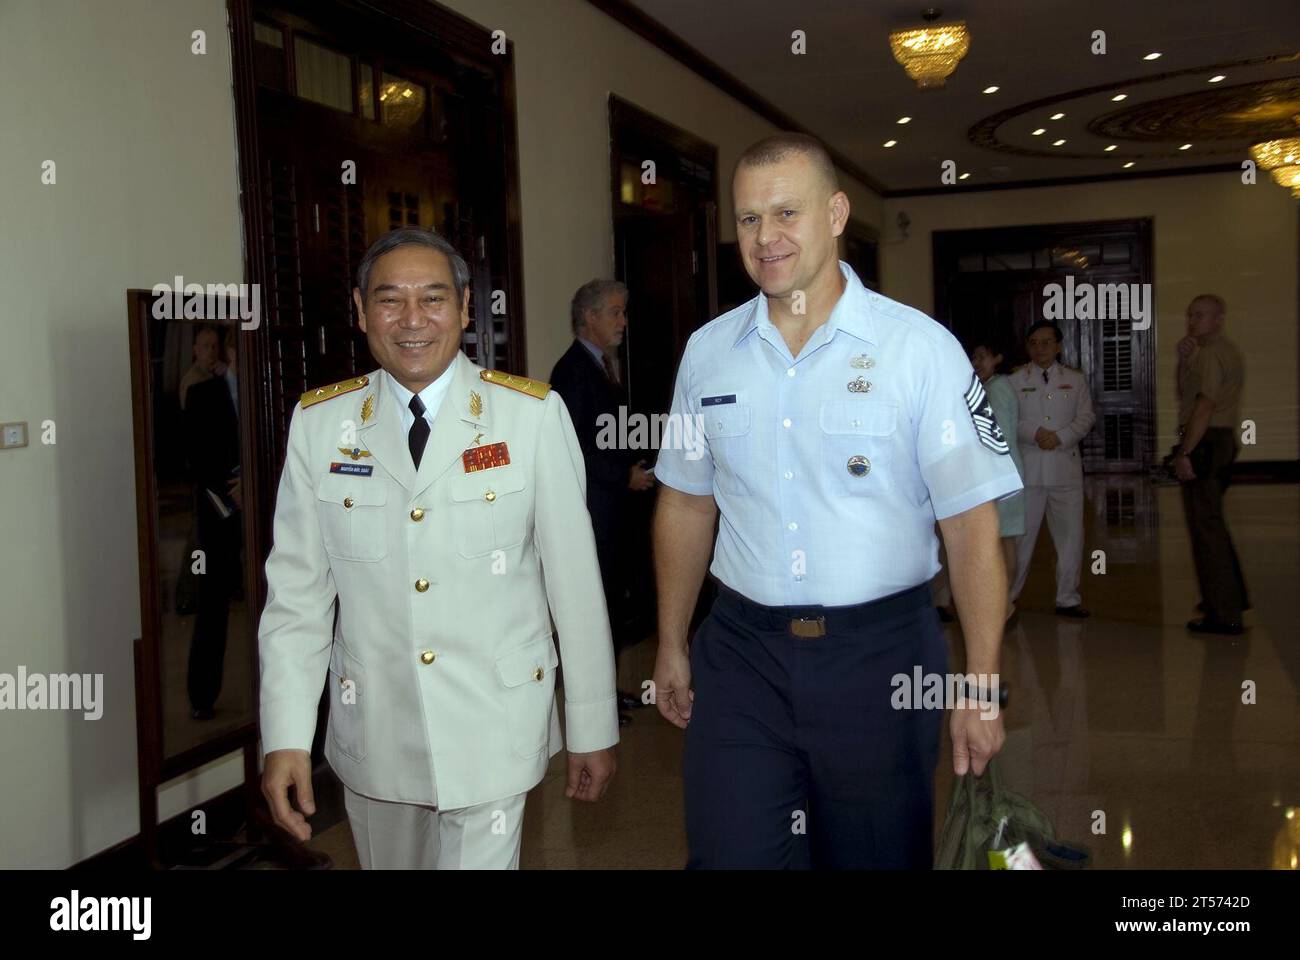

{"left": 479, "top": 369, "right": 550, "bottom": 400}
{"left": 300, "top": 375, "right": 370, "bottom": 409}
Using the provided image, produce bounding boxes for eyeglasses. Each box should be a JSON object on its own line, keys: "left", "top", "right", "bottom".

{"left": 1027, "top": 338, "right": 1058, "bottom": 347}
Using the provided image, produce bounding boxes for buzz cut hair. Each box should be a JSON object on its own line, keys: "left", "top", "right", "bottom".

{"left": 735, "top": 132, "right": 841, "bottom": 193}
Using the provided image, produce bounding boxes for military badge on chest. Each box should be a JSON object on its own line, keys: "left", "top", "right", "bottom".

{"left": 964, "top": 373, "right": 1009, "bottom": 454}
{"left": 462, "top": 441, "right": 510, "bottom": 473}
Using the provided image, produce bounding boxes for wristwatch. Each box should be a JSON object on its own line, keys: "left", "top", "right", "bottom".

{"left": 962, "top": 680, "right": 1010, "bottom": 708}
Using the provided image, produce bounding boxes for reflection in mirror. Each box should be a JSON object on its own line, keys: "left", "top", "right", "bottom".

{"left": 153, "top": 319, "right": 254, "bottom": 758}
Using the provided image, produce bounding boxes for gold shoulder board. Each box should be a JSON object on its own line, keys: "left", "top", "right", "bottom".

{"left": 479, "top": 369, "right": 551, "bottom": 400}
{"left": 301, "top": 375, "right": 370, "bottom": 409}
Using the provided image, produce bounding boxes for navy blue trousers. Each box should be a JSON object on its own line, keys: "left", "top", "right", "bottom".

{"left": 683, "top": 582, "right": 947, "bottom": 869}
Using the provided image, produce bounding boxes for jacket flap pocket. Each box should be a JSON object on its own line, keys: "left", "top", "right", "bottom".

{"left": 317, "top": 473, "right": 388, "bottom": 507}
{"left": 701, "top": 403, "right": 751, "bottom": 439}
{"left": 494, "top": 638, "right": 559, "bottom": 689}
{"left": 449, "top": 464, "right": 526, "bottom": 502}
{"left": 328, "top": 641, "right": 364, "bottom": 680}
{"left": 820, "top": 400, "right": 897, "bottom": 436}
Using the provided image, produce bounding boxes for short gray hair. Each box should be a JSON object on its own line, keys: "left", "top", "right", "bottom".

{"left": 571, "top": 278, "right": 628, "bottom": 333}
{"left": 355, "top": 227, "right": 471, "bottom": 307}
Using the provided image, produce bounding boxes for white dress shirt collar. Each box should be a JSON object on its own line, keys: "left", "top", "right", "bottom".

{"left": 386, "top": 361, "right": 456, "bottom": 434}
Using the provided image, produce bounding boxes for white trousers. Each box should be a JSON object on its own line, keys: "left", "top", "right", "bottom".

{"left": 343, "top": 785, "right": 526, "bottom": 870}
{"left": 1011, "top": 484, "right": 1084, "bottom": 607}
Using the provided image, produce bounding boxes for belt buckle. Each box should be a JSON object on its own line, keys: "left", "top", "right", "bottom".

{"left": 790, "top": 616, "right": 826, "bottom": 639}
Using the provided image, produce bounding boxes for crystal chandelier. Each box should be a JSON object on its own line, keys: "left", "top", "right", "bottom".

{"left": 890, "top": 9, "right": 970, "bottom": 90}
{"left": 1250, "top": 118, "right": 1300, "bottom": 199}
{"left": 1249, "top": 138, "right": 1300, "bottom": 170}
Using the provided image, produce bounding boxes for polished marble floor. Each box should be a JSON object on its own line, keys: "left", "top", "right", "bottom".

{"left": 305, "top": 479, "right": 1300, "bottom": 869}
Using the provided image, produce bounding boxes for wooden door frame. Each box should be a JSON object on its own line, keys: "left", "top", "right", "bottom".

{"left": 932, "top": 218, "right": 1156, "bottom": 472}
{"left": 227, "top": 0, "right": 527, "bottom": 589}
{"left": 608, "top": 96, "right": 719, "bottom": 368}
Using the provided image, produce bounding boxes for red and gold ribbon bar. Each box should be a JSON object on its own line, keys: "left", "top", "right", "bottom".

{"left": 462, "top": 441, "right": 510, "bottom": 473}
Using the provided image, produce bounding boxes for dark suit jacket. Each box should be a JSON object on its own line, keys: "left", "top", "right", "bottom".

{"left": 549, "top": 339, "right": 634, "bottom": 553}
{"left": 184, "top": 374, "right": 241, "bottom": 515}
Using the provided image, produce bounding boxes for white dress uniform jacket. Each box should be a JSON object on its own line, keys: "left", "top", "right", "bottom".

{"left": 1013, "top": 361, "right": 1095, "bottom": 486}
{"left": 258, "top": 351, "right": 619, "bottom": 811}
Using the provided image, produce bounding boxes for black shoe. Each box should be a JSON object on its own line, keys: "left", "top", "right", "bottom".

{"left": 1055, "top": 605, "right": 1090, "bottom": 618}
{"left": 191, "top": 707, "right": 215, "bottom": 721}
{"left": 617, "top": 690, "right": 646, "bottom": 711}
{"left": 1198, "top": 600, "right": 1251, "bottom": 614}
{"left": 936, "top": 606, "right": 954, "bottom": 623}
{"left": 618, "top": 712, "right": 633, "bottom": 727}
{"left": 1187, "top": 617, "right": 1244, "bottom": 636}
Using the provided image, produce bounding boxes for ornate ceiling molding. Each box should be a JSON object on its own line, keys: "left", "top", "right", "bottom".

{"left": 968, "top": 52, "right": 1300, "bottom": 161}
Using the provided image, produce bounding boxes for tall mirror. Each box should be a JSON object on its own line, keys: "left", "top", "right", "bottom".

{"left": 128, "top": 290, "right": 263, "bottom": 863}
{"left": 159, "top": 318, "right": 254, "bottom": 752}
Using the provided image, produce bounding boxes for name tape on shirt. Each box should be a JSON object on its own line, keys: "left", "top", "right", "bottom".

{"left": 965, "top": 373, "right": 1010, "bottom": 455}
{"left": 330, "top": 462, "right": 374, "bottom": 476}
{"left": 701, "top": 394, "right": 737, "bottom": 407}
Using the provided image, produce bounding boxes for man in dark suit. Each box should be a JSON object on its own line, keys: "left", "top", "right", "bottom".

{"left": 183, "top": 325, "right": 243, "bottom": 720}
{"left": 550, "top": 280, "right": 654, "bottom": 725}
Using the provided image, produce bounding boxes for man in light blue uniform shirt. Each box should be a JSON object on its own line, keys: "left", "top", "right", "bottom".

{"left": 652, "top": 133, "right": 1022, "bottom": 868}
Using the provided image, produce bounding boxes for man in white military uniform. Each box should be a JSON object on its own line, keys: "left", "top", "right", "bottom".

{"left": 1009, "top": 320, "right": 1096, "bottom": 617}
{"left": 258, "top": 228, "right": 618, "bottom": 869}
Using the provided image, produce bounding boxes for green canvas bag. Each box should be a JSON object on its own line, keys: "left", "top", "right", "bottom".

{"left": 935, "top": 758, "right": 1086, "bottom": 869}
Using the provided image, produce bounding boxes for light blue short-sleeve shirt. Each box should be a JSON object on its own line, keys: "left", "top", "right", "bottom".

{"left": 654, "top": 262, "right": 1023, "bottom": 607}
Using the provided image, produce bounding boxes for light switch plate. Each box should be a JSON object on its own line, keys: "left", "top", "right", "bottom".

{"left": 1, "top": 422, "right": 29, "bottom": 449}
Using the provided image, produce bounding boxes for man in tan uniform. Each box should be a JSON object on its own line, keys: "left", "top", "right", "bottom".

{"left": 1174, "top": 293, "right": 1248, "bottom": 635}
{"left": 258, "top": 227, "right": 619, "bottom": 868}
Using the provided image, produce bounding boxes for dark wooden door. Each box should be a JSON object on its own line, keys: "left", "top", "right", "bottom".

{"left": 242, "top": 1, "right": 524, "bottom": 462}
{"left": 933, "top": 220, "right": 1155, "bottom": 472}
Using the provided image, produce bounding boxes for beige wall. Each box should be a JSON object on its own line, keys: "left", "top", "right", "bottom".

{"left": 880, "top": 176, "right": 1299, "bottom": 462}
{"left": 0, "top": 0, "right": 247, "bottom": 868}
{"left": 438, "top": 0, "right": 882, "bottom": 380}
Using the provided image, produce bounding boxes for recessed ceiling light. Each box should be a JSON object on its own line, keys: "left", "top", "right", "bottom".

{"left": 1143, "top": 52, "right": 1162, "bottom": 60}
{"left": 1050, "top": 112, "right": 1065, "bottom": 120}
{"left": 897, "top": 116, "right": 911, "bottom": 124}
{"left": 982, "top": 86, "right": 999, "bottom": 94}
{"left": 1209, "top": 75, "right": 1225, "bottom": 83}
{"left": 1104, "top": 145, "right": 1117, "bottom": 152}
{"left": 883, "top": 140, "right": 897, "bottom": 148}
{"left": 1111, "top": 93, "right": 1128, "bottom": 101}
{"left": 1032, "top": 128, "right": 1046, "bottom": 136}
{"left": 1179, "top": 143, "right": 1193, "bottom": 150}
{"left": 959, "top": 172, "right": 971, "bottom": 180}
{"left": 1052, "top": 139, "right": 1066, "bottom": 146}
{"left": 1123, "top": 161, "right": 1136, "bottom": 168}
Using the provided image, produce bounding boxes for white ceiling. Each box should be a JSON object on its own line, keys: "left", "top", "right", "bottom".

{"left": 626, "top": 0, "right": 1300, "bottom": 191}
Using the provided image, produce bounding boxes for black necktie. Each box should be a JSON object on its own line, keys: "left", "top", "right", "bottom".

{"left": 409, "top": 395, "right": 430, "bottom": 469}
{"left": 1042, "top": 368, "right": 1049, "bottom": 385}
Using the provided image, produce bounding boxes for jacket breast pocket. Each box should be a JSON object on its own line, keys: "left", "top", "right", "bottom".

{"left": 820, "top": 400, "right": 912, "bottom": 500}
{"left": 701, "top": 402, "right": 754, "bottom": 495}
{"left": 316, "top": 475, "right": 388, "bottom": 562}
{"left": 328, "top": 641, "right": 366, "bottom": 763}
{"left": 448, "top": 464, "right": 529, "bottom": 559}
{"left": 494, "top": 636, "right": 559, "bottom": 758}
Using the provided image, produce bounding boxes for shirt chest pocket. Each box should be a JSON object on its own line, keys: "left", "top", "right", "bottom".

{"left": 448, "top": 464, "right": 530, "bottom": 558}
{"left": 820, "top": 400, "right": 911, "bottom": 500}
{"left": 701, "top": 402, "right": 754, "bottom": 496}
{"left": 316, "top": 475, "right": 389, "bottom": 562}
